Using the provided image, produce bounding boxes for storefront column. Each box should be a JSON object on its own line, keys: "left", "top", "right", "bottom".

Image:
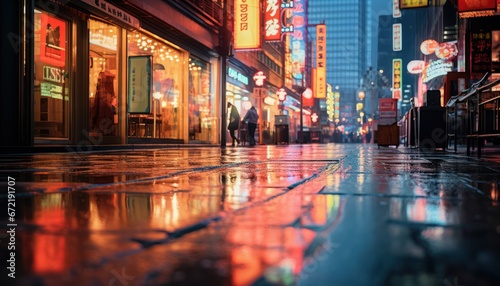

{"left": 1, "top": 0, "right": 33, "bottom": 146}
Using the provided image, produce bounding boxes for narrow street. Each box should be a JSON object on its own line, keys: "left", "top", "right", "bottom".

{"left": 0, "top": 144, "right": 499, "bottom": 286}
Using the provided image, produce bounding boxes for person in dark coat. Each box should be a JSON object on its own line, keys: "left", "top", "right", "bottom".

{"left": 227, "top": 102, "right": 240, "bottom": 146}
{"left": 242, "top": 106, "right": 259, "bottom": 146}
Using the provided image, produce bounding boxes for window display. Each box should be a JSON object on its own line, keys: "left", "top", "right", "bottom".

{"left": 34, "top": 10, "right": 70, "bottom": 139}
{"left": 89, "top": 19, "right": 119, "bottom": 136}
{"left": 188, "top": 57, "right": 214, "bottom": 142}
{"left": 128, "top": 31, "right": 183, "bottom": 139}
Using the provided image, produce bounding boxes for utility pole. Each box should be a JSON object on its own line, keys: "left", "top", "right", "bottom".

{"left": 370, "top": 83, "right": 375, "bottom": 144}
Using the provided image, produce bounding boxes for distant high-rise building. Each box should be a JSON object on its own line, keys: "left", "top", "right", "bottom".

{"left": 307, "top": 0, "right": 373, "bottom": 121}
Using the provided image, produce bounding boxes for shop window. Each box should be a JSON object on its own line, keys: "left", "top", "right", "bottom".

{"left": 188, "top": 56, "right": 214, "bottom": 142}
{"left": 127, "top": 31, "right": 183, "bottom": 139}
{"left": 34, "top": 10, "right": 70, "bottom": 139}
{"left": 89, "top": 19, "right": 119, "bottom": 137}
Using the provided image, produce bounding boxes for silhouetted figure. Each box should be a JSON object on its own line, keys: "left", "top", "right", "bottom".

{"left": 227, "top": 102, "right": 240, "bottom": 146}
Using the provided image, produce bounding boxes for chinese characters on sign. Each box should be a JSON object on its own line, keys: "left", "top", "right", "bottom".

{"left": 264, "top": 0, "right": 295, "bottom": 42}
{"left": 234, "top": 0, "right": 261, "bottom": 50}
{"left": 393, "top": 23, "right": 402, "bottom": 52}
{"left": 264, "top": 0, "right": 282, "bottom": 41}
{"left": 470, "top": 31, "right": 492, "bottom": 78}
{"left": 315, "top": 24, "right": 326, "bottom": 98}
{"left": 392, "top": 59, "right": 402, "bottom": 100}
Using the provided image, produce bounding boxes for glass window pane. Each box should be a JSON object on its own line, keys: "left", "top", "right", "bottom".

{"left": 34, "top": 10, "right": 70, "bottom": 139}
{"left": 89, "top": 19, "right": 119, "bottom": 136}
{"left": 188, "top": 56, "right": 214, "bottom": 142}
{"left": 128, "top": 31, "right": 183, "bottom": 139}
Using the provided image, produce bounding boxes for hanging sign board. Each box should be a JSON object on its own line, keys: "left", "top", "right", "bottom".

{"left": 234, "top": 0, "right": 261, "bottom": 50}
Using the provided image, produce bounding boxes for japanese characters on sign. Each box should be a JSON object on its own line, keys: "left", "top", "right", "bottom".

{"left": 470, "top": 30, "right": 492, "bottom": 77}
{"left": 234, "top": 0, "right": 261, "bottom": 50}
{"left": 315, "top": 24, "right": 326, "bottom": 98}
{"left": 392, "top": 59, "right": 402, "bottom": 100}
{"left": 81, "top": 0, "right": 140, "bottom": 29}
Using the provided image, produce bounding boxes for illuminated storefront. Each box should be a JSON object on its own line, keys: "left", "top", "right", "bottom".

{"left": 23, "top": 0, "right": 219, "bottom": 146}
{"left": 126, "top": 30, "right": 185, "bottom": 140}
{"left": 34, "top": 10, "right": 71, "bottom": 140}
{"left": 226, "top": 64, "right": 253, "bottom": 142}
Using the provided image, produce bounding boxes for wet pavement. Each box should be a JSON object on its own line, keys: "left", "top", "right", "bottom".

{"left": 0, "top": 144, "right": 499, "bottom": 286}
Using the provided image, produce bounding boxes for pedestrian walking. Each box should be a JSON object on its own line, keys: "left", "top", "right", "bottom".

{"left": 243, "top": 106, "right": 259, "bottom": 146}
{"left": 227, "top": 102, "right": 240, "bottom": 146}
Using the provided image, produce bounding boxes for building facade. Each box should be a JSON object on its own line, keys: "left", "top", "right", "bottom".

{"left": 2, "top": 0, "right": 225, "bottom": 148}
{"left": 2, "top": 0, "right": 290, "bottom": 148}
{"left": 307, "top": 0, "right": 372, "bottom": 124}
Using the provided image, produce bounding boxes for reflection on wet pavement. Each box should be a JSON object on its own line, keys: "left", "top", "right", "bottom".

{"left": 0, "top": 145, "right": 499, "bottom": 286}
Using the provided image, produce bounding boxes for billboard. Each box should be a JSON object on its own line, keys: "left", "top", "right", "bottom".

{"left": 234, "top": 0, "right": 261, "bottom": 50}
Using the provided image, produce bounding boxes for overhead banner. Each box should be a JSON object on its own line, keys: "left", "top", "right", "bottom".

{"left": 315, "top": 24, "right": 326, "bottom": 98}
{"left": 234, "top": 0, "right": 261, "bottom": 50}
{"left": 392, "top": 59, "right": 402, "bottom": 100}
{"left": 128, "top": 56, "right": 151, "bottom": 114}
{"left": 400, "top": 0, "right": 429, "bottom": 9}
